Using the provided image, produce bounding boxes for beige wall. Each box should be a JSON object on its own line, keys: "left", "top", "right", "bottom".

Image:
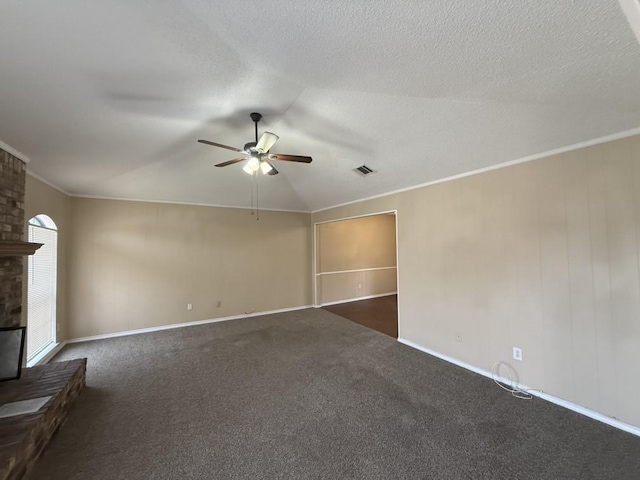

{"left": 68, "top": 198, "right": 312, "bottom": 338}
{"left": 317, "top": 214, "right": 397, "bottom": 272}
{"left": 22, "top": 134, "right": 640, "bottom": 429}
{"left": 24, "top": 175, "right": 72, "bottom": 341}
{"left": 312, "top": 134, "right": 640, "bottom": 429}
{"left": 316, "top": 214, "right": 397, "bottom": 304}
{"left": 317, "top": 269, "right": 398, "bottom": 304}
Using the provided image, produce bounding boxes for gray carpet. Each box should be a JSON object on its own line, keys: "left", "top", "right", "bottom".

{"left": 30, "top": 309, "right": 640, "bottom": 479}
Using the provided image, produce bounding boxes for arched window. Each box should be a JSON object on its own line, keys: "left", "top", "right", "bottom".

{"left": 27, "top": 214, "right": 58, "bottom": 364}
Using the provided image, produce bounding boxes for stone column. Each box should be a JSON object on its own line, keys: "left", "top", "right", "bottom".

{"left": 0, "top": 149, "right": 26, "bottom": 328}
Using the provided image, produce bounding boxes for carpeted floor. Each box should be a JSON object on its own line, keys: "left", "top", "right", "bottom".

{"left": 30, "top": 309, "right": 640, "bottom": 479}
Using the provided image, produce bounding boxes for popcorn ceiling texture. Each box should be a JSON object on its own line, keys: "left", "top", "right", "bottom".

{"left": 1, "top": 1, "right": 640, "bottom": 211}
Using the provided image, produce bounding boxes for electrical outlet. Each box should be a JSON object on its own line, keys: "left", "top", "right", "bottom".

{"left": 358, "top": 283, "right": 362, "bottom": 289}
{"left": 56, "top": 323, "right": 60, "bottom": 333}
{"left": 513, "top": 347, "right": 523, "bottom": 361}
{"left": 455, "top": 332, "right": 462, "bottom": 342}
{"left": 216, "top": 301, "right": 221, "bottom": 308}
{"left": 187, "top": 303, "right": 193, "bottom": 311}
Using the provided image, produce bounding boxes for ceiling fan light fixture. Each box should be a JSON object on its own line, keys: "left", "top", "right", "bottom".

{"left": 256, "top": 132, "right": 279, "bottom": 153}
{"left": 243, "top": 156, "right": 260, "bottom": 175}
{"left": 260, "top": 161, "right": 273, "bottom": 174}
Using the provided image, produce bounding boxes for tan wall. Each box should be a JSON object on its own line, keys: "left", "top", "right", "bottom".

{"left": 317, "top": 214, "right": 397, "bottom": 272}
{"left": 317, "top": 269, "right": 398, "bottom": 304}
{"left": 312, "top": 134, "right": 640, "bottom": 429}
{"left": 316, "top": 214, "right": 397, "bottom": 304}
{"left": 68, "top": 198, "right": 312, "bottom": 338}
{"left": 24, "top": 175, "right": 72, "bottom": 341}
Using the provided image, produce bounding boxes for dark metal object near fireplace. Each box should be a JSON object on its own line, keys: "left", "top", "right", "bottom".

{"left": 0, "top": 326, "right": 26, "bottom": 381}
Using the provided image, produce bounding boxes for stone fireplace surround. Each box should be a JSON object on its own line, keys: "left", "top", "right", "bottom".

{"left": 0, "top": 150, "right": 30, "bottom": 330}
{"left": 0, "top": 147, "right": 86, "bottom": 480}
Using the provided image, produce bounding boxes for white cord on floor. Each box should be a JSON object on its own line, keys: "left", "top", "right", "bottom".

{"left": 491, "top": 361, "right": 534, "bottom": 400}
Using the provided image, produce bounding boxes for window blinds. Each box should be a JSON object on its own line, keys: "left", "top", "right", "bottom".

{"left": 27, "top": 225, "right": 57, "bottom": 361}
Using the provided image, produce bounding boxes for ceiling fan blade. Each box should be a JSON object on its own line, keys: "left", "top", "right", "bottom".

{"left": 198, "top": 139, "right": 242, "bottom": 152}
{"left": 215, "top": 158, "right": 245, "bottom": 167}
{"left": 256, "top": 131, "right": 279, "bottom": 153}
{"left": 270, "top": 153, "right": 313, "bottom": 163}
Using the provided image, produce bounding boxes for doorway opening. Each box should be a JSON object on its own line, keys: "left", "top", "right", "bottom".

{"left": 26, "top": 214, "right": 58, "bottom": 365}
{"left": 314, "top": 211, "right": 399, "bottom": 338}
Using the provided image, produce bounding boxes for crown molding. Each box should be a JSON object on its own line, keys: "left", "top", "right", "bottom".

{"left": 26, "top": 170, "right": 70, "bottom": 195}
{"left": 0, "top": 139, "right": 30, "bottom": 164}
{"left": 70, "top": 194, "right": 312, "bottom": 214}
{"left": 19, "top": 126, "right": 640, "bottom": 216}
{"left": 26, "top": 173, "right": 311, "bottom": 213}
{"left": 312, "top": 126, "right": 640, "bottom": 214}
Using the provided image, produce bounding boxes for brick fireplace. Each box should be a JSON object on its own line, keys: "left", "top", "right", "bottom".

{"left": 0, "top": 149, "right": 28, "bottom": 329}
{"left": 0, "top": 146, "right": 86, "bottom": 480}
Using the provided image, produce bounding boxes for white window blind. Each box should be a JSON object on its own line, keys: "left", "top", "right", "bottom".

{"left": 27, "top": 224, "right": 58, "bottom": 361}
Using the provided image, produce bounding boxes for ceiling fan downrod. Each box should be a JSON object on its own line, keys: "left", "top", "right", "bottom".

{"left": 250, "top": 112, "right": 262, "bottom": 144}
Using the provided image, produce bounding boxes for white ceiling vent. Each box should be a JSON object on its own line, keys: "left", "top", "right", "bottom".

{"left": 354, "top": 165, "right": 376, "bottom": 176}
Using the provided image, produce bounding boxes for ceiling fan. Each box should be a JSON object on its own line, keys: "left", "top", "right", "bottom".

{"left": 198, "top": 112, "right": 312, "bottom": 176}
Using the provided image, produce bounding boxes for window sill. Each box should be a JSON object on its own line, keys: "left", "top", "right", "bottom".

{"left": 27, "top": 342, "right": 61, "bottom": 368}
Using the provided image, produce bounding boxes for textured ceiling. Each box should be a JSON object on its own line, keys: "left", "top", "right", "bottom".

{"left": 1, "top": 1, "right": 640, "bottom": 212}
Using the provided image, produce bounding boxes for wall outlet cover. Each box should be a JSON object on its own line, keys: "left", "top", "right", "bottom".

{"left": 513, "top": 347, "right": 523, "bottom": 361}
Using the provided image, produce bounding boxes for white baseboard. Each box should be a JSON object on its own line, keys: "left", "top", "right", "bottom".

{"left": 65, "top": 305, "right": 313, "bottom": 344}
{"left": 397, "top": 337, "right": 640, "bottom": 438}
{"left": 316, "top": 291, "right": 397, "bottom": 307}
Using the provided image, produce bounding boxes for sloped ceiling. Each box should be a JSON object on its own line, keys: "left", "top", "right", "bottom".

{"left": 1, "top": 1, "right": 640, "bottom": 212}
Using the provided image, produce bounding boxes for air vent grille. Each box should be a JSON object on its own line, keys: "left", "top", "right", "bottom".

{"left": 354, "top": 165, "right": 376, "bottom": 176}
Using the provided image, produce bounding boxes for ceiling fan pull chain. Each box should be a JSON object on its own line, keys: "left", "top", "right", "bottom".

{"left": 256, "top": 170, "right": 260, "bottom": 221}
{"left": 250, "top": 172, "right": 254, "bottom": 215}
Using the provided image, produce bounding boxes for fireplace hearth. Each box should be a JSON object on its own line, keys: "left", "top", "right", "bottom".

{"left": 0, "top": 358, "right": 86, "bottom": 480}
